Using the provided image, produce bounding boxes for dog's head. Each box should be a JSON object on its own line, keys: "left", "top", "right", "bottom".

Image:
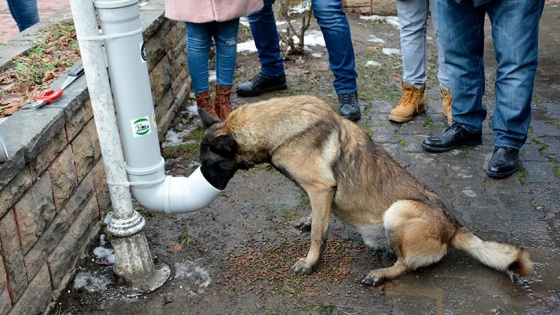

{"left": 198, "top": 108, "right": 240, "bottom": 190}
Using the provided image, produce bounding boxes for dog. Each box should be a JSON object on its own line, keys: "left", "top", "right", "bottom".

{"left": 198, "top": 95, "right": 533, "bottom": 286}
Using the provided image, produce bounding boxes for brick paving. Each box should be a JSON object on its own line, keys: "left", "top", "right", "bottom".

{"left": 0, "top": 0, "right": 69, "bottom": 42}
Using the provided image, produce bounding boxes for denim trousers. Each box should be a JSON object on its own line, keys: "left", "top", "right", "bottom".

{"left": 438, "top": 0, "right": 544, "bottom": 149}
{"left": 185, "top": 19, "right": 239, "bottom": 94}
{"left": 7, "top": 0, "right": 39, "bottom": 32}
{"left": 397, "top": 0, "right": 449, "bottom": 89}
{"left": 247, "top": 0, "right": 358, "bottom": 94}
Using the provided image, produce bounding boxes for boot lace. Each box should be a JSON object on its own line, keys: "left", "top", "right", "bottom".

{"left": 338, "top": 92, "right": 357, "bottom": 107}
{"left": 398, "top": 87, "right": 415, "bottom": 108}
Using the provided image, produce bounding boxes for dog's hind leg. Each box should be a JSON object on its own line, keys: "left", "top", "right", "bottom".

{"left": 361, "top": 200, "right": 450, "bottom": 286}
{"left": 291, "top": 185, "right": 335, "bottom": 274}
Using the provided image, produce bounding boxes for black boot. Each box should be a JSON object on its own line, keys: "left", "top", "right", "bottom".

{"left": 485, "top": 146, "right": 520, "bottom": 178}
{"left": 236, "top": 73, "right": 287, "bottom": 97}
{"left": 338, "top": 92, "right": 361, "bottom": 121}
{"left": 421, "top": 123, "right": 482, "bottom": 153}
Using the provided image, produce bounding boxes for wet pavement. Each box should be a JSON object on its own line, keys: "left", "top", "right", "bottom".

{"left": 54, "top": 2, "right": 560, "bottom": 315}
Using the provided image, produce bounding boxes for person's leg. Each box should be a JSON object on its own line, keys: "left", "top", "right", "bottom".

{"left": 236, "top": 0, "right": 287, "bottom": 97}
{"left": 311, "top": 0, "right": 357, "bottom": 95}
{"left": 421, "top": 0, "right": 485, "bottom": 152}
{"left": 429, "top": 0, "right": 452, "bottom": 125}
{"left": 487, "top": 0, "right": 544, "bottom": 149}
{"left": 186, "top": 22, "right": 212, "bottom": 94}
{"left": 214, "top": 19, "right": 239, "bottom": 88}
{"left": 213, "top": 19, "right": 240, "bottom": 119}
{"left": 7, "top": 0, "right": 39, "bottom": 32}
{"left": 484, "top": 0, "right": 544, "bottom": 178}
{"left": 437, "top": 0, "right": 486, "bottom": 133}
{"left": 429, "top": 0, "right": 449, "bottom": 90}
{"left": 247, "top": 0, "right": 284, "bottom": 77}
{"left": 389, "top": 0, "right": 428, "bottom": 123}
{"left": 185, "top": 22, "right": 217, "bottom": 117}
{"left": 397, "top": 0, "right": 429, "bottom": 87}
{"left": 311, "top": 0, "right": 360, "bottom": 121}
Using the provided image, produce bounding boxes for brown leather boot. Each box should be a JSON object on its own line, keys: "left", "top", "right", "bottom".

{"left": 215, "top": 85, "right": 233, "bottom": 120}
{"left": 196, "top": 90, "right": 218, "bottom": 118}
{"left": 388, "top": 84, "right": 426, "bottom": 123}
{"left": 441, "top": 88, "right": 453, "bottom": 126}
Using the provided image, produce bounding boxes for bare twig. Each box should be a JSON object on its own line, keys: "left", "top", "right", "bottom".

{"left": 277, "top": 0, "right": 313, "bottom": 56}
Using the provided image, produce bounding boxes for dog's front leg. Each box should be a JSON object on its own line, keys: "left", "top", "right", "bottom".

{"left": 292, "top": 187, "right": 334, "bottom": 274}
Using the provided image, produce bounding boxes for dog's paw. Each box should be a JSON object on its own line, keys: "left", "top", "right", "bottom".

{"left": 292, "top": 258, "right": 314, "bottom": 274}
{"left": 294, "top": 217, "right": 312, "bottom": 232}
{"left": 361, "top": 271, "right": 387, "bottom": 286}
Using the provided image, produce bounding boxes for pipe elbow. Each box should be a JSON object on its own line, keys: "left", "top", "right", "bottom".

{"left": 131, "top": 166, "right": 221, "bottom": 213}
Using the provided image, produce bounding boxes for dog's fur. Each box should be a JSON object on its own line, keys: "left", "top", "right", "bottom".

{"left": 198, "top": 95, "right": 533, "bottom": 286}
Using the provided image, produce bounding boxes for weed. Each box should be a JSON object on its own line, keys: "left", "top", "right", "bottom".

{"left": 532, "top": 92, "right": 542, "bottom": 106}
{"left": 178, "top": 228, "right": 198, "bottom": 246}
{"left": 552, "top": 158, "right": 560, "bottom": 179}
{"left": 134, "top": 205, "right": 161, "bottom": 217}
{"left": 517, "top": 166, "right": 527, "bottom": 185}
{"left": 281, "top": 210, "right": 301, "bottom": 224}
{"left": 362, "top": 120, "right": 374, "bottom": 138}
{"left": 185, "top": 126, "right": 205, "bottom": 141}
{"left": 161, "top": 142, "right": 199, "bottom": 159}
{"left": 316, "top": 303, "right": 338, "bottom": 315}
{"left": 424, "top": 116, "right": 433, "bottom": 129}
{"left": 395, "top": 131, "right": 407, "bottom": 147}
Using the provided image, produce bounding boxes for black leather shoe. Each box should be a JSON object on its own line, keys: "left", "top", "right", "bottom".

{"left": 421, "top": 123, "right": 482, "bottom": 153}
{"left": 236, "top": 73, "right": 287, "bottom": 97}
{"left": 485, "top": 146, "right": 520, "bottom": 178}
{"left": 338, "top": 92, "right": 361, "bottom": 121}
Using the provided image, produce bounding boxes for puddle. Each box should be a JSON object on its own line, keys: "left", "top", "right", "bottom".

{"left": 383, "top": 247, "right": 560, "bottom": 313}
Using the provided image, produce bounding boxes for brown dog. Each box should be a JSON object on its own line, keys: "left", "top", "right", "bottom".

{"left": 198, "top": 95, "right": 533, "bottom": 286}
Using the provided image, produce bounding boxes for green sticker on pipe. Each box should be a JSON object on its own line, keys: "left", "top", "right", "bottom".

{"left": 131, "top": 116, "right": 151, "bottom": 137}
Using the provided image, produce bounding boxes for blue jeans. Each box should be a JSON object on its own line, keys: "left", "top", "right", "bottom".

{"left": 438, "top": 0, "right": 544, "bottom": 149}
{"left": 397, "top": 0, "right": 449, "bottom": 89}
{"left": 7, "top": 0, "right": 39, "bottom": 32}
{"left": 247, "top": 0, "right": 357, "bottom": 94}
{"left": 185, "top": 19, "right": 239, "bottom": 94}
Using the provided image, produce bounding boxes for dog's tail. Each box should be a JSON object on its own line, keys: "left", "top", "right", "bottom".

{"left": 451, "top": 227, "right": 533, "bottom": 278}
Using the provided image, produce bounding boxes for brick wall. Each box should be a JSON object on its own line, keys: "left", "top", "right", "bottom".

{"left": 0, "top": 1, "right": 189, "bottom": 314}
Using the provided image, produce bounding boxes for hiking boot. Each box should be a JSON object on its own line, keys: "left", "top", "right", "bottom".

{"left": 215, "top": 85, "right": 233, "bottom": 120}
{"left": 388, "top": 84, "right": 426, "bottom": 123}
{"left": 196, "top": 90, "right": 218, "bottom": 119}
{"left": 338, "top": 92, "right": 361, "bottom": 121}
{"left": 236, "top": 73, "right": 287, "bottom": 97}
{"left": 441, "top": 87, "right": 453, "bottom": 126}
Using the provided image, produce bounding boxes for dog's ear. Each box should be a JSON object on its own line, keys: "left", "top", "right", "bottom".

{"left": 198, "top": 108, "right": 221, "bottom": 128}
{"left": 208, "top": 134, "right": 238, "bottom": 159}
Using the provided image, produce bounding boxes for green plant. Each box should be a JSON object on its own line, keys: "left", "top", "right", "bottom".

{"left": 178, "top": 228, "right": 198, "bottom": 246}
{"left": 161, "top": 142, "right": 200, "bottom": 159}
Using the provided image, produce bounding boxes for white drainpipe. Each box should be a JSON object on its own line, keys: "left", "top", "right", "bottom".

{"left": 69, "top": 0, "right": 221, "bottom": 292}
{"left": 90, "top": 0, "right": 221, "bottom": 213}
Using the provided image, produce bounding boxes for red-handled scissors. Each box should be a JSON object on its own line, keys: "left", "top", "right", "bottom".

{"left": 31, "top": 61, "right": 85, "bottom": 110}
{"left": 32, "top": 89, "right": 64, "bottom": 109}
